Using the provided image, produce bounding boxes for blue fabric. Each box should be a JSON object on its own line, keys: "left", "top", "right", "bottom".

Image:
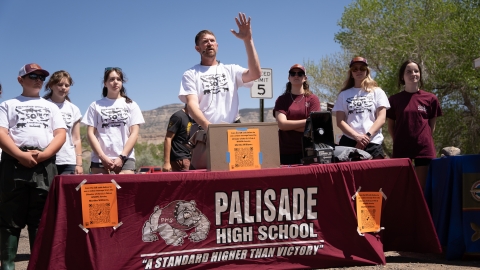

{"left": 425, "top": 155, "right": 480, "bottom": 260}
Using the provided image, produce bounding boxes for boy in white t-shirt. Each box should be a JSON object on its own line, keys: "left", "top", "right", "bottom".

{"left": 0, "top": 63, "right": 66, "bottom": 268}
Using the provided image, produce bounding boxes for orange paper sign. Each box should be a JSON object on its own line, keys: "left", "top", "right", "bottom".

{"left": 81, "top": 183, "right": 118, "bottom": 228}
{"left": 227, "top": 128, "right": 261, "bottom": 171}
{"left": 356, "top": 192, "right": 382, "bottom": 233}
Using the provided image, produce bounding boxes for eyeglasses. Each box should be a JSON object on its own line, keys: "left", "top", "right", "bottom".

{"left": 350, "top": 66, "right": 368, "bottom": 72}
{"left": 105, "top": 67, "right": 122, "bottom": 72}
{"left": 289, "top": 71, "right": 305, "bottom": 77}
{"left": 25, "top": 73, "right": 46, "bottom": 81}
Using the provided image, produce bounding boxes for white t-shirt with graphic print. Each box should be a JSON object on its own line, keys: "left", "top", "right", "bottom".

{"left": 81, "top": 97, "right": 145, "bottom": 163}
{"left": 48, "top": 99, "right": 82, "bottom": 165}
{"left": 178, "top": 63, "right": 253, "bottom": 124}
{"left": 0, "top": 95, "right": 66, "bottom": 149}
{"left": 332, "top": 87, "right": 390, "bottom": 144}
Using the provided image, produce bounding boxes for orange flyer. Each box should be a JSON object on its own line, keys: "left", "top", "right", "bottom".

{"left": 81, "top": 183, "right": 118, "bottom": 228}
{"left": 227, "top": 128, "right": 261, "bottom": 171}
{"left": 356, "top": 192, "right": 382, "bottom": 233}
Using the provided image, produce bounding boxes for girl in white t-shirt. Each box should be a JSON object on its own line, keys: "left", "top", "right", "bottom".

{"left": 44, "top": 70, "right": 83, "bottom": 174}
{"left": 82, "top": 67, "right": 145, "bottom": 174}
{"left": 332, "top": 57, "right": 390, "bottom": 159}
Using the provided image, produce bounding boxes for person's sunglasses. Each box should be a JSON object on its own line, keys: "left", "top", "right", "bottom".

{"left": 105, "top": 67, "right": 122, "bottom": 72}
{"left": 25, "top": 73, "right": 46, "bottom": 81}
{"left": 351, "top": 66, "right": 368, "bottom": 72}
{"left": 289, "top": 71, "right": 305, "bottom": 77}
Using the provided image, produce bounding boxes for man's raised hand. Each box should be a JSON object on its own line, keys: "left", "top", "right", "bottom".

{"left": 230, "top": 12, "right": 252, "bottom": 41}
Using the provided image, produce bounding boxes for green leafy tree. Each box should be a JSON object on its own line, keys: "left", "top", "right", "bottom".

{"left": 305, "top": 51, "right": 355, "bottom": 103}
{"left": 80, "top": 125, "right": 91, "bottom": 173}
{"left": 308, "top": 0, "right": 480, "bottom": 154}
{"left": 134, "top": 142, "right": 164, "bottom": 169}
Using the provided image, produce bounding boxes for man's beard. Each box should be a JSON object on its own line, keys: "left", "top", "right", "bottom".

{"left": 204, "top": 49, "right": 216, "bottom": 58}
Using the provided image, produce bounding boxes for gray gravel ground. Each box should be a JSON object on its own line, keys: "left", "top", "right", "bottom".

{"left": 7, "top": 229, "right": 480, "bottom": 270}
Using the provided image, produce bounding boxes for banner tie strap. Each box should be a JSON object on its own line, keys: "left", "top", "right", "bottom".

{"left": 79, "top": 224, "right": 89, "bottom": 233}
{"left": 113, "top": 221, "right": 124, "bottom": 231}
{"left": 111, "top": 179, "right": 121, "bottom": 189}
{"left": 75, "top": 179, "right": 87, "bottom": 191}
{"left": 352, "top": 186, "right": 362, "bottom": 200}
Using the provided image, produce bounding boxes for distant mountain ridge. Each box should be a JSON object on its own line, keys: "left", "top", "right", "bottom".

{"left": 138, "top": 104, "right": 276, "bottom": 144}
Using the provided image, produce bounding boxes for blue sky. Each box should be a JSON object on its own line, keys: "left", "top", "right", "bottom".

{"left": 0, "top": 0, "right": 353, "bottom": 114}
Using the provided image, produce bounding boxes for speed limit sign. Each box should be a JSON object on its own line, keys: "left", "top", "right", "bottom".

{"left": 251, "top": 68, "right": 273, "bottom": 99}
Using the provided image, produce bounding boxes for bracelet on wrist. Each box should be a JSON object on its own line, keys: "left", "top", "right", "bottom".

{"left": 76, "top": 154, "right": 82, "bottom": 156}
{"left": 119, "top": 154, "right": 128, "bottom": 163}
{"left": 76, "top": 164, "right": 82, "bottom": 167}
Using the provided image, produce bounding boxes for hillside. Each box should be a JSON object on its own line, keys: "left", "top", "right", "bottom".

{"left": 138, "top": 104, "right": 276, "bottom": 144}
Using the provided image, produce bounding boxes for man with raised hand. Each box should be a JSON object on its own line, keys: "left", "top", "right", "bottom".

{"left": 179, "top": 12, "right": 261, "bottom": 129}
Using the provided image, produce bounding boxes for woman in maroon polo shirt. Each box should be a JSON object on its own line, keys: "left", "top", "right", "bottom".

{"left": 386, "top": 60, "right": 443, "bottom": 190}
{"left": 273, "top": 64, "right": 320, "bottom": 165}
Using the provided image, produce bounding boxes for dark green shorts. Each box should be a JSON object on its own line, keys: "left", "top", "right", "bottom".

{"left": 0, "top": 151, "right": 57, "bottom": 230}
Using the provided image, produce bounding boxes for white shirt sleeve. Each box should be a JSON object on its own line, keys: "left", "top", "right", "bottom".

{"left": 179, "top": 69, "right": 197, "bottom": 103}
{"left": 375, "top": 88, "right": 391, "bottom": 110}
{"left": 51, "top": 104, "right": 67, "bottom": 131}
{"left": 128, "top": 101, "right": 145, "bottom": 126}
{"left": 332, "top": 91, "right": 345, "bottom": 112}
{"left": 81, "top": 102, "right": 97, "bottom": 127}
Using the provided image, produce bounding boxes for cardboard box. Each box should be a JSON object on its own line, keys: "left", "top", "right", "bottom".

{"left": 206, "top": 122, "right": 280, "bottom": 171}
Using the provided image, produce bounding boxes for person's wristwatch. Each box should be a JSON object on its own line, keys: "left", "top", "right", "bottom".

{"left": 366, "top": 132, "right": 372, "bottom": 138}
{"left": 119, "top": 154, "right": 128, "bottom": 164}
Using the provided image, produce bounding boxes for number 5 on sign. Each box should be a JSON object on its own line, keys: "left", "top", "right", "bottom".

{"left": 251, "top": 68, "right": 273, "bottom": 99}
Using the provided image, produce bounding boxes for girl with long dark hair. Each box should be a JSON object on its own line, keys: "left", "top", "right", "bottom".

{"left": 81, "top": 67, "right": 145, "bottom": 174}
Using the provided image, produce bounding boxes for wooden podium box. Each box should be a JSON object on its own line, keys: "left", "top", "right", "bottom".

{"left": 206, "top": 122, "right": 280, "bottom": 171}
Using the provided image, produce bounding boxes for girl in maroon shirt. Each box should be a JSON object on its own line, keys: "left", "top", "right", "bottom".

{"left": 386, "top": 60, "right": 442, "bottom": 190}
{"left": 273, "top": 64, "right": 320, "bottom": 165}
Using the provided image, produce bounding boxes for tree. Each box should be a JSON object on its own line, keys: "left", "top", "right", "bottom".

{"left": 308, "top": 0, "right": 480, "bottom": 154}
{"left": 134, "top": 142, "right": 164, "bottom": 169}
{"left": 304, "top": 51, "right": 355, "bottom": 103}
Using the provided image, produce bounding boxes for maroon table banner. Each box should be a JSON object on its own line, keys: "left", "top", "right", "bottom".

{"left": 28, "top": 159, "right": 441, "bottom": 270}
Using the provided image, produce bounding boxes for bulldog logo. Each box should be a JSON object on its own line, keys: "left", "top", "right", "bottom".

{"left": 142, "top": 200, "right": 210, "bottom": 246}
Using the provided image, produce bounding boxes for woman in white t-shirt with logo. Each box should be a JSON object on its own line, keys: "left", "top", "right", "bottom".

{"left": 44, "top": 70, "right": 83, "bottom": 174}
{"left": 82, "top": 67, "right": 145, "bottom": 174}
{"left": 332, "top": 57, "right": 390, "bottom": 159}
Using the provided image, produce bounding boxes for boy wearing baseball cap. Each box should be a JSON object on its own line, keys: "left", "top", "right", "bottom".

{"left": 0, "top": 63, "right": 66, "bottom": 269}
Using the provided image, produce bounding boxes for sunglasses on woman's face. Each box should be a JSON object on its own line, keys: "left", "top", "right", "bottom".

{"left": 289, "top": 71, "right": 305, "bottom": 77}
{"left": 350, "top": 66, "right": 368, "bottom": 72}
{"left": 105, "top": 67, "right": 122, "bottom": 72}
{"left": 25, "top": 73, "right": 46, "bottom": 81}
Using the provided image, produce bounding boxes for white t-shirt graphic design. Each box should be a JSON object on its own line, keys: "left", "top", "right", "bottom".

{"left": 82, "top": 97, "right": 145, "bottom": 163}
{"left": 332, "top": 87, "right": 390, "bottom": 144}
{"left": 179, "top": 63, "right": 253, "bottom": 124}
{"left": 0, "top": 96, "right": 66, "bottom": 149}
